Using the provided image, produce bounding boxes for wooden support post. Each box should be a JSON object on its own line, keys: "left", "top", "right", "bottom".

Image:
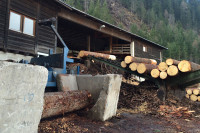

{"left": 157, "top": 81, "right": 167, "bottom": 101}
{"left": 130, "top": 41, "right": 135, "bottom": 57}
{"left": 87, "top": 35, "right": 91, "bottom": 51}
{"left": 160, "top": 51, "right": 163, "bottom": 62}
{"left": 109, "top": 36, "right": 112, "bottom": 53}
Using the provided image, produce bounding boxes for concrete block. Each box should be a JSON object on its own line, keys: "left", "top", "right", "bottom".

{"left": 57, "top": 74, "right": 78, "bottom": 92}
{"left": 77, "top": 75, "right": 105, "bottom": 102}
{"left": 77, "top": 74, "right": 122, "bottom": 121}
{"left": 0, "top": 61, "right": 48, "bottom": 133}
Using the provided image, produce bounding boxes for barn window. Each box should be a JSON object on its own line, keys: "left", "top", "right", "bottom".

{"left": 9, "top": 10, "right": 35, "bottom": 36}
{"left": 143, "top": 46, "right": 147, "bottom": 52}
{"left": 9, "top": 11, "right": 22, "bottom": 32}
{"left": 23, "top": 17, "right": 35, "bottom": 36}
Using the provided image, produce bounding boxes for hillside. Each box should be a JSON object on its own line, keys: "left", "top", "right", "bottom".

{"left": 63, "top": 0, "right": 200, "bottom": 63}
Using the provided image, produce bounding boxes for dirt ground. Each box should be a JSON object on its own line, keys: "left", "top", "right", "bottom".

{"left": 38, "top": 81, "right": 200, "bottom": 133}
{"left": 39, "top": 110, "right": 200, "bottom": 133}
{"left": 39, "top": 63, "right": 200, "bottom": 133}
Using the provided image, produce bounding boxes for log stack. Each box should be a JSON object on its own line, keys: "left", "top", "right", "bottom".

{"left": 185, "top": 88, "right": 200, "bottom": 102}
{"left": 121, "top": 56, "right": 200, "bottom": 82}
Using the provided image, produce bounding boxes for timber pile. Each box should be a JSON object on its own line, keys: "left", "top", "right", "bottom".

{"left": 185, "top": 88, "right": 200, "bottom": 102}
{"left": 121, "top": 56, "right": 200, "bottom": 80}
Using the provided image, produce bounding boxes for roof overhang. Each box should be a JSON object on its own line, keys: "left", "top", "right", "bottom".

{"left": 55, "top": 0, "right": 168, "bottom": 50}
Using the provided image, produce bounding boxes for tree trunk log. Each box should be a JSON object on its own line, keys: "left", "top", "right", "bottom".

{"left": 42, "top": 90, "right": 91, "bottom": 119}
{"left": 158, "top": 62, "right": 168, "bottom": 72}
{"left": 190, "top": 94, "right": 198, "bottom": 101}
{"left": 124, "top": 56, "right": 157, "bottom": 65}
{"left": 129, "top": 62, "right": 139, "bottom": 71}
{"left": 137, "top": 63, "right": 158, "bottom": 74}
{"left": 151, "top": 69, "right": 160, "bottom": 78}
{"left": 121, "top": 61, "right": 127, "bottom": 68}
{"left": 160, "top": 71, "right": 168, "bottom": 80}
{"left": 178, "top": 60, "right": 200, "bottom": 72}
{"left": 78, "top": 50, "right": 116, "bottom": 60}
{"left": 166, "top": 58, "right": 180, "bottom": 66}
{"left": 167, "top": 65, "right": 179, "bottom": 76}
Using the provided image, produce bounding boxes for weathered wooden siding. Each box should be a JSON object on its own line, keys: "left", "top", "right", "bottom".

{"left": 3, "top": 0, "right": 57, "bottom": 54}
{"left": 7, "top": 0, "right": 37, "bottom": 53}
{"left": 37, "top": 0, "right": 57, "bottom": 53}
{"left": 134, "top": 40, "right": 161, "bottom": 62}
{"left": 0, "top": 0, "right": 7, "bottom": 48}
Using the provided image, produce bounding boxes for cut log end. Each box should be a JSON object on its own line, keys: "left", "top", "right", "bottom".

{"left": 150, "top": 59, "right": 157, "bottom": 65}
{"left": 186, "top": 89, "right": 193, "bottom": 95}
{"left": 151, "top": 69, "right": 160, "bottom": 78}
{"left": 124, "top": 56, "right": 133, "bottom": 64}
{"left": 166, "top": 58, "right": 180, "bottom": 66}
{"left": 167, "top": 65, "right": 179, "bottom": 76}
{"left": 166, "top": 58, "right": 173, "bottom": 66}
{"left": 109, "top": 55, "right": 116, "bottom": 60}
{"left": 190, "top": 94, "right": 198, "bottom": 101}
{"left": 178, "top": 60, "right": 191, "bottom": 72}
{"left": 158, "top": 62, "right": 168, "bottom": 72}
{"left": 186, "top": 94, "right": 190, "bottom": 99}
{"left": 78, "top": 51, "right": 85, "bottom": 58}
{"left": 137, "top": 63, "right": 146, "bottom": 74}
{"left": 193, "top": 89, "right": 200, "bottom": 95}
{"left": 178, "top": 60, "right": 200, "bottom": 72}
{"left": 129, "top": 62, "right": 138, "bottom": 71}
{"left": 198, "top": 96, "right": 200, "bottom": 102}
{"left": 160, "top": 71, "right": 168, "bottom": 79}
{"left": 121, "top": 61, "right": 127, "bottom": 68}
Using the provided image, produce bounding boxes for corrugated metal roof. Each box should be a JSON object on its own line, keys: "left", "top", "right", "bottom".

{"left": 55, "top": 0, "right": 168, "bottom": 50}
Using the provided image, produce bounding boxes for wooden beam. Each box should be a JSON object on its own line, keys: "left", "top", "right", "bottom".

{"left": 58, "top": 9, "right": 132, "bottom": 42}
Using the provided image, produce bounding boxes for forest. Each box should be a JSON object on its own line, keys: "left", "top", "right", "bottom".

{"left": 63, "top": 0, "right": 200, "bottom": 63}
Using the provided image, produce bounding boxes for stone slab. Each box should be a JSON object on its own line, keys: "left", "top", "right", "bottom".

{"left": 0, "top": 61, "right": 48, "bottom": 133}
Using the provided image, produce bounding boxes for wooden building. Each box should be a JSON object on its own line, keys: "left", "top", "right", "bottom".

{"left": 0, "top": 0, "right": 167, "bottom": 62}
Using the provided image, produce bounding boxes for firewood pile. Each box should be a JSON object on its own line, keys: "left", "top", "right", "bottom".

{"left": 186, "top": 87, "right": 200, "bottom": 102}
{"left": 122, "top": 56, "right": 200, "bottom": 80}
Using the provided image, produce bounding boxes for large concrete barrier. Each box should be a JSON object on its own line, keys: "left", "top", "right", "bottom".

{"left": 0, "top": 61, "right": 48, "bottom": 133}
{"left": 77, "top": 74, "right": 122, "bottom": 121}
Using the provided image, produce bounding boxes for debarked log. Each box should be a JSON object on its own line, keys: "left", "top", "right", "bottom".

{"left": 42, "top": 90, "right": 92, "bottom": 119}
{"left": 78, "top": 50, "right": 116, "bottom": 60}
{"left": 124, "top": 56, "right": 157, "bottom": 65}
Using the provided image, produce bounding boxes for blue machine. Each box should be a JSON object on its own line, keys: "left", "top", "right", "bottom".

{"left": 30, "top": 18, "right": 74, "bottom": 87}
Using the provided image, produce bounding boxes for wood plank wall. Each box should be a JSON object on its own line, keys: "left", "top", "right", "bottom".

{"left": 134, "top": 40, "right": 161, "bottom": 62}
{"left": 0, "top": 0, "right": 57, "bottom": 54}
{"left": 0, "top": 0, "right": 7, "bottom": 48}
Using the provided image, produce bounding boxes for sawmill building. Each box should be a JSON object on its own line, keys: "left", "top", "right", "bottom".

{"left": 0, "top": 0, "right": 167, "bottom": 61}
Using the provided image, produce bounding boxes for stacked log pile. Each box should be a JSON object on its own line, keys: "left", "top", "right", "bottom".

{"left": 121, "top": 56, "right": 200, "bottom": 81}
{"left": 185, "top": 88, "right": 200, "bottom": 102}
